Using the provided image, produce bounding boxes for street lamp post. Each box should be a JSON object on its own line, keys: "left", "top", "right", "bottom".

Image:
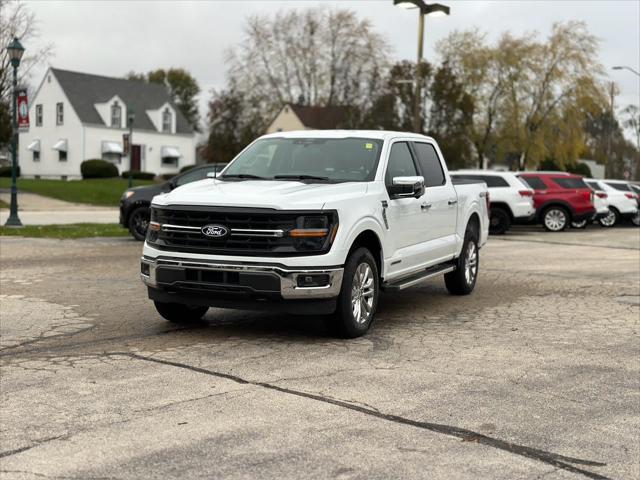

{"left": 394, "top": 1, "right": 450, "bottom": 133}
{"left": 613, "top": 65, "right": 640, "bottom": 78}
{"left": 4, "top": 37, "right": 25, "bottom": 227}
{"left": 127, "top": 109, "right": 135, "bottom": 189}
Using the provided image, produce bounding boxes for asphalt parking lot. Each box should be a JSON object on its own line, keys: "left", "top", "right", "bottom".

{"left": 1, "top": 226, "right": 639, "bottom": 480}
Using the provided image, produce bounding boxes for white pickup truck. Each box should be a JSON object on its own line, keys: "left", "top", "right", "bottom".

{"left": 141, "top": 131, "right": 489, "bottom": 337}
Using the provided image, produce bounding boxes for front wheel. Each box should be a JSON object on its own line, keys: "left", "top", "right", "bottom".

{"left": 327, "top": 247, "right": 379, "bottom": 338}
{"left": 444, "top": 233, "right": 479, "bottom": 296}
{"left": 599, "top": 208, "right": 618, "bottom": 228}
{"left": 542, "top": 207, "right": 569, "bottom": 232}
{"left": 571, "top": 219, "right": 588, "bottom": 229}
{"left": 154, "top": 301, "right": 209, "bottom": 324}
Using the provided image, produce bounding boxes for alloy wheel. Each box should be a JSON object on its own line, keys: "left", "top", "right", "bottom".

{"left": 544, "top": 209, "right": 567, "bottom": 231}
{"left": 351, "top": 263, "right": 375, "bottom": 325}
{"left": 132, "top": 211, "right": 149, "bottom": 238}
{"left": 464, "top": 241, "right": 478, "bottom": 285}
{"left": 599, "top": 210, "right": 616, "bottom": 227}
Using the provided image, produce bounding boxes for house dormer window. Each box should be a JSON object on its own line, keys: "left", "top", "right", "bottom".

{"left": 111, "top": 101, "right": 121, "bottom": 128}
{"left": 162, "top": 107, "right": 172, "bottom": 133}
{"left": 56, "top": 102, "right": 64, "bottom": 125}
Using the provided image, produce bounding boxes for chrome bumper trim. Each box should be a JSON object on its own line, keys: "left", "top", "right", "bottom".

{"left": 160, "top": 223, "right": 284, "bottom": 238}
{"left": 141, "top": 256, "right": 343, "bottom": 300}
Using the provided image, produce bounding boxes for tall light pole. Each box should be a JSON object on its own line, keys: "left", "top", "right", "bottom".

{"left": 4, "top": 37, "right": 25, "bottom": 227}
{"left": 612, "top": 65, "right": 640, "bottom": 78}
{"left": 127, "top": 109, "right": 135, "bottom": 188}
{"left": 394, "top": 1, "right": 450, "bottom": 133}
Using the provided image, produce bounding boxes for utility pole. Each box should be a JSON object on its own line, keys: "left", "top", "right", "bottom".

{"left": 606, "top": 82, "right": 615, "bottom": 179}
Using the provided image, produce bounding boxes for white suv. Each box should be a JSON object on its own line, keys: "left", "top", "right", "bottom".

{"left": 450, "top": 170, "right": 535, "bottom": 234}
{"left": 584, "top": 179, "right": 639, "bottom": 227}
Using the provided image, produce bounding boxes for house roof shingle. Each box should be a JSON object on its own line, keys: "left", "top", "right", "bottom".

{"left": 51, "top": 68, "right": 193, "bottom": 135}
{"left": 289, "top": 104, "right": 350, "bottom": 129}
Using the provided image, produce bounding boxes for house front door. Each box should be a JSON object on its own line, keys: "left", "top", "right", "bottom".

{"left": 130, "top": 145, "right": 141, "bottom": 171}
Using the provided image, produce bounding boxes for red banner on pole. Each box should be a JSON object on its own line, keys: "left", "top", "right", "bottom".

{"left": 17, "top": 89, "right": 29, "bottom": 131}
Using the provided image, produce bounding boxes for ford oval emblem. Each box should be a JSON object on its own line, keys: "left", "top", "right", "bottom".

{"left": 201, "top": 224, "right": 229, "bottom": 238}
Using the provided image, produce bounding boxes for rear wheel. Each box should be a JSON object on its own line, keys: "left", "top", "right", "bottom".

{"left": 445, "top": 230, "right": 479, "bottom": 296}
{"left": 599, "top": 208, "right": 618, "bottom": 228}
{"left": 631, "top": 211, "right": 640, "bottom": 227}
{"left": 154, "top": 301, "right": 209, "bottom": 324}
{"left": 128, "top": 206, "right": 150, "bottom": 241}
{"left": 542, "top": 206, "right": 569, "bottom": 232}
{"left": 489, "top": 207, "right": 511, "bottom": 235}
{"left": 327, "top": 247, "right": 379, "bottom": 338}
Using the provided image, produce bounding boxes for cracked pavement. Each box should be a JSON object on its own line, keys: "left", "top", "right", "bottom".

{"left": 0, "top": 226, "right": 639, "bottom": 479}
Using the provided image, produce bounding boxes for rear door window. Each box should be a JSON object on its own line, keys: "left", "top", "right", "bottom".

{"left": 412, "top": 142, "right": 445, "bottom": 187}
{"left": 552, "top": 177, "right": 589, "bottom": 189}
{"left": 520, "top": 176, "right": 547, "bottom": 190}
{"left": 605, "top": 182, "right": 632, "bottom": 192}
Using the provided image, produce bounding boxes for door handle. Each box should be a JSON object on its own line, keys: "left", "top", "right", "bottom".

{"left": 421, "top": 202, "right": 432, "bottom": 211}
{"left": 448, "top": 199, "right": 458, "bottom": 206}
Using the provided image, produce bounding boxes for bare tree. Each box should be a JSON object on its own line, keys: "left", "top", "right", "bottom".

{"left": 226, "top": 7, "right": 389, "bottom": 122}
{"left": 1, "top": 0, "right": 54, "bottom": 102}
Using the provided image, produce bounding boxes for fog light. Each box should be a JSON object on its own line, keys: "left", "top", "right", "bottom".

{"left": 141, "top": 262, "right": 150, "bottom": 276}
{"left": 296, "top": 274, "right": 330, "bottom": 288}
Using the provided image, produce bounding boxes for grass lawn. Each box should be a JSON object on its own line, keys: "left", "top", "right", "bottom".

{"left": 0, "top": 178, "right": 157, "bottom": 207}
{"left": 0, "top": 223, "right": 129, "bottom": 239}
{"left": 0, "top": 199, "right": 8, "bottom": 209}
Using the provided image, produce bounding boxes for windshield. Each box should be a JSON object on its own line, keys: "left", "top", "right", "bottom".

{"left": 222, "top": 137, "right": 383, "bottom": 182}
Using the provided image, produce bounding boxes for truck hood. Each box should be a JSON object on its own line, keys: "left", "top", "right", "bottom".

{"left": 152, "top": 179, "right": 368, "bottom": 210}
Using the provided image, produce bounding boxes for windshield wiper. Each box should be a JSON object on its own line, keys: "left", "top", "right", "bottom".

{"left": 274, "top": 174, "right": 330, "bottom": 182}
{"left": 221, "top": 174, "right": 267, "bottom": 180}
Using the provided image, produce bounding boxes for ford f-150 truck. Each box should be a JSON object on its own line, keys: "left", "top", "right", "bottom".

{"left": 141, "top": 131, "right": 489, "bottom": 338}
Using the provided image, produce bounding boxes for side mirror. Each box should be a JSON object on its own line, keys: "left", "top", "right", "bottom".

{"left": 389, "top": 176, "right": 425, "bottom": 199}
{"left": 167, "top": 180, "right": 177, "bottom": 190}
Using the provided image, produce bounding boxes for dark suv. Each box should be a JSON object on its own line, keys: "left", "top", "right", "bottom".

{"left": 120, "top": 164, "right": 226, "bottom": 240}
{"left": 517, "top": 173, "right": 595, "bottom": 232}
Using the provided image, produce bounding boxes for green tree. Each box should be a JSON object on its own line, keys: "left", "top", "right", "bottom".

{"left": 427, "top": 62, "right": 474, "bottom": 168}
{"left": 126, "top": 68, "right": 201, "bottom": 131}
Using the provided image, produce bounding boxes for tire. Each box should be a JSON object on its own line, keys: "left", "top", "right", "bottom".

{"left": 571, "top": 219, "right": 588, "bottom": 229}
{"left": 598, "top": 208, "right": 618, "bottom": 228}
{"left": 154, "top": 301, "right": 209, "bottom": 324}
{"left": 128, "top": 206, "right": 150, "bottom": 241}
{"left": 327, "top": 247, "right": 379, "bottom": 338}
{"left": 445, "top": 230, "right": 479, "bottom": 296}
{"left": 489, "top": 207, "right": 511, "bottom": 235}
{"left": 542, "top": 206, "right": 569, "bottom": 232}
{"left": 631, "top": 211, "right": 640, "bottom": 227}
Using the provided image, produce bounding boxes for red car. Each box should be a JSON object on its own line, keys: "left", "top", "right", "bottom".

{"left": 517, "top": 173, "right": 596, "bottom": 232}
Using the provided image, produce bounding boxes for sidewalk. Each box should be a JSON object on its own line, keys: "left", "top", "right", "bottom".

{"left": 0, "top": 191, "right": 119, "bottom": 225}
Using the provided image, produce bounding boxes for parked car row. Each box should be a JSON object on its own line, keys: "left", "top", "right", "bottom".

{"left": 450, "top": 170, "right": 640, "bottom": 233}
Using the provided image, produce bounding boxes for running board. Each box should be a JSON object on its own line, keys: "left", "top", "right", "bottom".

{"left": 382, "top": 264, "right": 455, "bottom": 292}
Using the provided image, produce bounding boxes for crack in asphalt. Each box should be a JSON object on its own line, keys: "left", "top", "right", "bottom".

{"left": 0, "top": 435, "right": 68, "bottom": 459}
{"left": 123, "top": 352, "right": 610, "bottom": 480}
{"left": 492, "top": 237, "right": 639, "bottom": 251}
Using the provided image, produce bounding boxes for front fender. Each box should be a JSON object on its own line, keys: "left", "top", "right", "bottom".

{"left": 337, "top": 215, "right": 387, "bottom": 272}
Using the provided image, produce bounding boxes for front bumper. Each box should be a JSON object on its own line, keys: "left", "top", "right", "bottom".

{"left": 141, "top": 256, "right": 344, "bottom": 301}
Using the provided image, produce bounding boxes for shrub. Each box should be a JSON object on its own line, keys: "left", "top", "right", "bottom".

{"left": 537, "top": 158, "right": 562, "bottom": 171}
{"left": 179, "top": 164, "right": 197, "bottom": 173}
{"left": 81, "top": 159, "right": 118, "bottom": 179}
{"left": 0, "top": 165, "right": 20, "bottom": 177}
{"left": 567, "top": 162, "right": 592, "bottom": 178}
{"left": 121, "top": 171, "right": 155, "bottom": 180}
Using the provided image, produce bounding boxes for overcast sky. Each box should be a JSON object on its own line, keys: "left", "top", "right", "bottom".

{"left": 24, "top": 0, "right": 640, "bottom": 135}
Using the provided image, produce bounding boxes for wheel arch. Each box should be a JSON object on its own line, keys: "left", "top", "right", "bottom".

{"left": 125, "top": 200, "right": 151, "bottom": 225}
{"left": 347, "top": 229, "right": 384, "bottom": 279}
{"left": 537, "top": 201, "right": 574, "bottom": 221}
{"left": 490, "top": 202, "right": 514, "bottom": 220}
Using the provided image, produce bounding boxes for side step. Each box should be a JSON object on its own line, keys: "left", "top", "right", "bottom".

{"left": 382, "top": 264, "right": 455, "bottom": 292}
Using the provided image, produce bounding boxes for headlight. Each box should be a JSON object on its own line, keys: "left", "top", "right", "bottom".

{"left": 289, "top": 214, "right": 338, "bottom": 252}
{"left": 122, "top": 190, "right": 135, "bottom": 199}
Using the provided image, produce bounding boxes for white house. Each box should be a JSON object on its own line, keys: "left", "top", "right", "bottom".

{"left": 266, "top": 103, "right": 350, "bottom": 133}
{"left": 19, "top": 68, "right": 197, "bottom": 179}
